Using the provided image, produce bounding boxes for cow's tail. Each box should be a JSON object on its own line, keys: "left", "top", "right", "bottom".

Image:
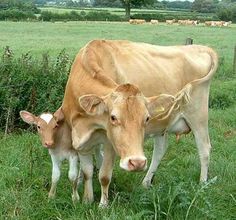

{"left": 157, "top": 84, "right": 192, "bottom": 121}
{"left": 192, "top": 47, "right": 218, "bottom": 85}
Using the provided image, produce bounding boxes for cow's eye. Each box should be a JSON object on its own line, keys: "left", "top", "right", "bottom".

{"left": 146, "top": 116, "right": 150, "bottom": 123}
{"left": 37, "top": 125, "right": 41, "bottom": 129}
{"left": 110, "top": 115, "right": 117, "bottom": 122}
{"left": 54, "top": 124, "right": 58, "bottom": 129}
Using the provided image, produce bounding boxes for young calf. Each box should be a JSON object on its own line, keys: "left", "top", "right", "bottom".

{"left": 20, "top": 108, "right": 80, "bottom": 202}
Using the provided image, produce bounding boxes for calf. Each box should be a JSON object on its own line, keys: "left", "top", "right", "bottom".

{"left": 20, "top": 108, "right": 81, "bottom": 202}
{"left": 20, "top": 108, "right": 103, "bottom": 203}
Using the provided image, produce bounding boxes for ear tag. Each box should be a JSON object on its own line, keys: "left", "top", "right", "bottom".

{"left": 155, "top": 106, "right": 165, "bottom": 113}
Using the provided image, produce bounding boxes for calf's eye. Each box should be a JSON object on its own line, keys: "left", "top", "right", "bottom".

{"left": 37, "top": 125, "right": 40, "bottom": 129}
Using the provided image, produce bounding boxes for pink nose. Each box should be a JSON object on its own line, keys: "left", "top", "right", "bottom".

{"left": 44, "top": 141, "right": 54, "bottom": 147}
{"left": 128, "top": 158, "right": 146, "bottom": 171}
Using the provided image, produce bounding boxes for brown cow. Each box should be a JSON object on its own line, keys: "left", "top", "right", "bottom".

{"left": 62, "top": 40, "right": 218, "bottom": 206}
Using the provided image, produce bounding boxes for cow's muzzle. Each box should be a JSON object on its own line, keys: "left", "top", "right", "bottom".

{"left": 120, "top": 156, "right": 147, "bottom": 171}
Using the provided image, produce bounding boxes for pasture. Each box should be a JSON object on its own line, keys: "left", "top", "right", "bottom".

{"left": 0, "top": 21, "right": 236, "bottom": 219}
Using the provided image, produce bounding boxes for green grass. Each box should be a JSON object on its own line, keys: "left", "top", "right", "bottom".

{"left": 0, "top": 21, "right": 236, "bottom": 219}
{"left": 0, "top": 21, "right": 235, "bottom": 66}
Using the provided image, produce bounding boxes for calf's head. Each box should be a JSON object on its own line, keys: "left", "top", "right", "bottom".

{"left": 79, "top": 84, "right": 175, "bottom": 172}
{"left": 20, "top": 108, "right": 64, "bottom": 148}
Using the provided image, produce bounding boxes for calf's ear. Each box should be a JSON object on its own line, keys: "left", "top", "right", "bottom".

{"left": 20, "top": 111, "right": 37, "bottom": 125}
{"left": 147, "top": 94, "right": 175, "bottom": 119}
{"left": 79, "top": 94, "right": 107, "bottom": 115}
{"left": 54, "top": 107, "right": 64, "bottom": 123}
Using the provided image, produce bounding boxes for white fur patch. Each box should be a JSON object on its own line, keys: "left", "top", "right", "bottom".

{"left": 40, "top": 113, "right": 53, "bottom": 124}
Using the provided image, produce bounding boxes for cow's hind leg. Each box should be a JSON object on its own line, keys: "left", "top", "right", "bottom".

{"left": 142, "top": 134, "right": 168, "bottom": 188}
{"left": 192, "top": 121, "right": 211, "bottom": 182}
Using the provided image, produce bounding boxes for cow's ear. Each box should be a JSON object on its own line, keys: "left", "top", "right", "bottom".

{"left": 54, "top": 107, "right": 64, "bottom": 123}
{"left": 20, "top": 111, "right": 37, "bottom": 125}
{"left": 79, "top": 94, "right": 107, "bottom": 115}
{"left": 147, "top": 94, "right": 175, "bottom": 119}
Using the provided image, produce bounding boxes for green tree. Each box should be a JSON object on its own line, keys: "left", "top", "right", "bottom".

{"left": 120, "top": 0, "right": 155, "bottom": 19}
{"left": 192, "top": 0, "right": 217, "bottom": 12}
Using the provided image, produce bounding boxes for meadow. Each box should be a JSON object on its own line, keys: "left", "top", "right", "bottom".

{"left": 0, "top": 21, "right": 236, "bottom": 219}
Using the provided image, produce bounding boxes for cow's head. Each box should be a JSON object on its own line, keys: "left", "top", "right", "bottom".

{"left": 79, "top": 84, "right": 175, "bottom": 172}
{"left": 20, "top": 108, "right": 65, "bottom": 148}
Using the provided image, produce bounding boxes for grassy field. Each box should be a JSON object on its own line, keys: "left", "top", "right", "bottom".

{"left": 0, "top": 21, "right": 236, "bottom": 219}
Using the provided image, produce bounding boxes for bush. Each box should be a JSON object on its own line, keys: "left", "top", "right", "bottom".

{"left": 39, "top": 10, "right": 125, "bottom": 22}
{"left": 0, "top": 9, "right": 36, "bottom": 21}
{"left": 217, "top": 4, "right": 236, "bottom": 22}
{"left": 0, "top": 47, "right": 71, "bottom": 132}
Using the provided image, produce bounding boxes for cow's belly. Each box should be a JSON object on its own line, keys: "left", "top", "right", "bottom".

{"left": 168, "top": 117, "right": 191, "bottom": 135}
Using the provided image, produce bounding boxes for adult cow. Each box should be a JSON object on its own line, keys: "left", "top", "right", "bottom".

{"left": 61, "top": 40, "right": 218, "bottom": 206}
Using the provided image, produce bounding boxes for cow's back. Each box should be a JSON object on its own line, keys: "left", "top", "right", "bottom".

{"left": 79, "top": 40, "right": 217, "bottom": 96}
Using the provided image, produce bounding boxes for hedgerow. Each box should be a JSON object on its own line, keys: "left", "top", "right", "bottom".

{"left": 0, "top": 47, "right": 71, "bottom": 132}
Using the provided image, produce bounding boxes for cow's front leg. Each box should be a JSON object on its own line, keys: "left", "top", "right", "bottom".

{"left": 142, "top": 134, "right": 168, "bottom": 188}
{"left": 99, "top": 143, "right": 116, "bottom": 207}
{"left": 79, "top": 154, "right": 94, "bottom": 203}
{"left": 48, "top": 155, "right": 61, "bottom": 199}
{"left": 68, "top": 154, "right": 79, "bottom": 203}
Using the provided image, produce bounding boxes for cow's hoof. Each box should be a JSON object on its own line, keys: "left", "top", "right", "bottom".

{"left": 72, "top": 192, "right": 80, "bottom": 203}
{"left": 142, "top": 179, "right": 152, "bottom": 188}
{"left": 99, "top": 201, "right": 108, "bottom": 208}
{"left": 48, "top": 192, "right": 56, "bottom": 200}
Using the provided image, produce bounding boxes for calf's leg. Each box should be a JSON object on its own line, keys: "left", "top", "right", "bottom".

{"left": 68, "top": 154, "right": 79, "bottom": 203}
{"left": 79, "top": 154, "right": 94, "bottom": 203}
{"left": 49, "top": 155, "right": 61, "bottom": 199}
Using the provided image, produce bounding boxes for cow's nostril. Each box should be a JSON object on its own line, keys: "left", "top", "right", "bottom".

{"left": 128, "top": 159, "right": 146, "bottom": 171}
{"left": 128, "top": 159, "right": 136, "bottom": 169}
{"left": 45, "top": 141, "right": 54, "bottom": 147}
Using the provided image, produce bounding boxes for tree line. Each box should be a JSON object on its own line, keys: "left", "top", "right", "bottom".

{"left": 0, "top": 0, "right": 235, "bottom": 22}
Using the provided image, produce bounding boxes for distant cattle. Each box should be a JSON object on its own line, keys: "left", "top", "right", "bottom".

{"left": 166, "top": 19, "right": 176, "bottom": 24}
{"left": 178, "top": 19, "right": 198, "bottom": 25}
{"left": 129, "top": 19, "right": 146, "bottom": 24}
{"left": 223, "top": 21, "right": 232, "bottom": 27}
{"left": 205, "top": 21, "right": 230, "bottom": 27}
{"left": 150, "top": 19, "right": 159, "bottom": 24}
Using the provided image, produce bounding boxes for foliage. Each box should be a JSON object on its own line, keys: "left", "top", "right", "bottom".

{"left": 0, "top": 48, "right": 71, "bottom": 132}
{"left": 192, "top": 0, "right": 218, "bottom": 13}
{"left": 0, "top": 0, "right": 40, "bottom": 13}
{"left": 217, "top": 2, "right": 236, "bottom": 22}
{"left": 120, "top": 0, "right": 155, "bottom": 18}
{"left": 0, "top": 9, "right": 36, "bottom": 20}
{"left": 39, "top": 10, "right": 126, "bottom": 21}
{"left": 159, "top": 0, "right": 193, "bottom": 10}
{"left": 0, "top": 0, "right": 40, "bottom": 21}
